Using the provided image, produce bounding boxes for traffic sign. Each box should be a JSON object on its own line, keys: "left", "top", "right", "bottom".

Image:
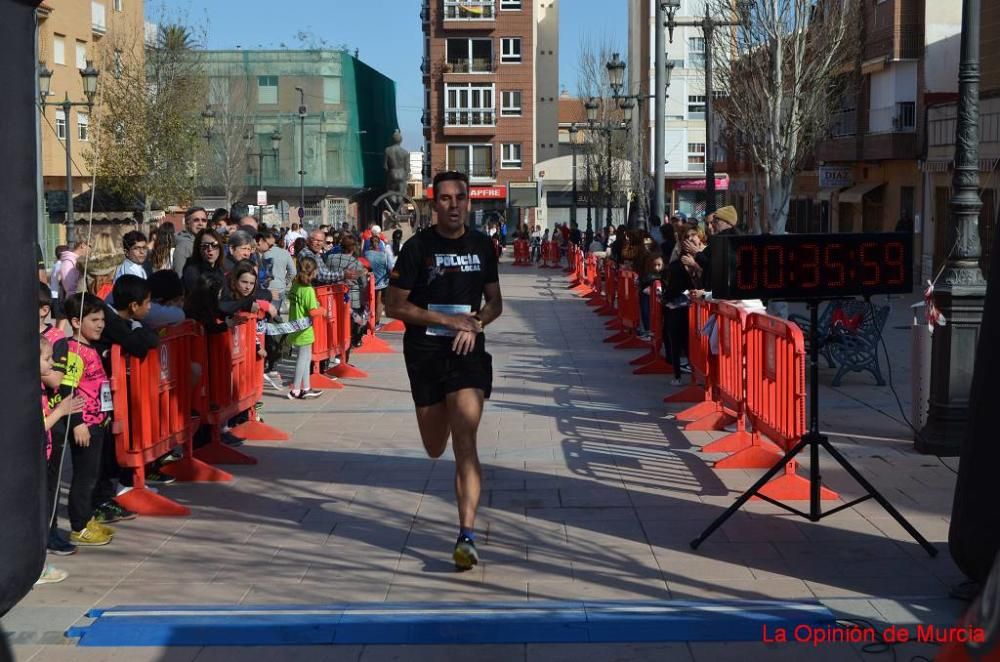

{"left": 257, "top": 190, "right": 267, "bottom": 206}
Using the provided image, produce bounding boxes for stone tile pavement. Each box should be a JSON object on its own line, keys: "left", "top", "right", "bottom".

{"left": 4, "top": 260, "right": 967, "bottom": 660}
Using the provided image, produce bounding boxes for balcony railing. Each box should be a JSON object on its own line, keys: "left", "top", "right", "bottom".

{"left": 92, "top": 1, "right": 107, "bottom": 35}
{"left": 444, "top": 58, "right": 494, "bottom": 74}
{"left": 868, "top": 102, "right": 916, "bottom": 134}
{"left": 443, "top": 0, "right": 495, "bottom": 21}
{"left": 444, "top": 108, "right": 496, "bottom": 127}
{"left": 830, "top": 109, "right": 857, "bottom": 137}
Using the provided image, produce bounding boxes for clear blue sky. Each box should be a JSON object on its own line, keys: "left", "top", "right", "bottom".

{"left": 152, "top": 0, "right": 626, "bottom": 149}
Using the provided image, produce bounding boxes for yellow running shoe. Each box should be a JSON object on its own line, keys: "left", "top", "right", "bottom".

{"left": 70, "top": 523, "right": 112, "bottom": 547}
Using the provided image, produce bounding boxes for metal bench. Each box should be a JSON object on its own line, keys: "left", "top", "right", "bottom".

{"left": 790, "top": 300, "right": 889, "bottom": 386}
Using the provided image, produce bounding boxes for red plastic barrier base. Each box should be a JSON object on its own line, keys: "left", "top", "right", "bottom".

{"left": 614, "top": 335, "right": 649, "bottom": 350}
{"left": 604, "top": 318, "right": 622, "bottom": 330}
{"left": 116, "top": 487, "right": 190, "bottom": 517}
{"left": 685, "top": 410, "right": 736, "bottom": 432}
{"left": 355, "top": 334, "right": 395, "bottom": 354}
{"left": 586, "top": 294, "right": 604, "bottom": 306}
{"left": 757, "top": 462, "right": 839, "bottom": 501}
{"left": 230, "top": 420, "right": 289, "bottom": 441}
{"left": 702, "top": 429, "right": 775, "bottom": 454}
{"left": 634, "top": 358, "right": 673, "bottom": 375}
{"left": 664, "top": 384, "right": 703, "bottom": 403}
{"left": 380, "top": 319, "right": 406, "bottom": 333}
{"left": 328, "top": 361, "right": 368, "bottom": 379}
{"left": 161, "top": 456, "right": 232, "bottom": 482}
{"left": 715, "top": 443, "right": 785, "bottom": 469}
{"left": 604, "top": 330, "right": 630, "bottom": 343}
{"left": 675, "top": 399, "right": 718, "bottom": 422}
{"left": 310, "top": 372, "right": 344, "bottom": 390}
{"left": 596, "top": 305, "right": 616, "bottom": 317}
{"left": 630, "top": 351, "right": 656, "bottom": 366}
{"left": 194, "top": 441, "right": 257, "bottom": 465}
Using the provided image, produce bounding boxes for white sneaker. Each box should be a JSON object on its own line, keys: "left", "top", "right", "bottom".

{"left": 670, "top": 377, "right": 682, "bottom": 386}
{"left": 331, "top": 357, "right": 342, "bottom": 366}
{"left": 300, "top": 389, "right": 322, "bottom": 399}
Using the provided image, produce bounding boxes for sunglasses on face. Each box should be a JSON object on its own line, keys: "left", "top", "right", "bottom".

{"left": 201, "top": 243, "right": 220, "bottom": 250}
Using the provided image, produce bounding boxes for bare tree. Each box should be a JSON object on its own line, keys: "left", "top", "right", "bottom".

{"left": 576, "top": 36, "right": 631, "bottom": 229}
{"left": 199, "top": 76, "right": 255, "bottom": 209}
{"left": 87, "top": 17, "right": 208, "bottom": 213}
{"left": 710, "top": 0, "right": 859, "bottom": 233}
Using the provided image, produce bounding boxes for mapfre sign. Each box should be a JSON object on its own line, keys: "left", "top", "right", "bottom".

{"left": 425, "top": 185, "right": 507, "bottom": 200}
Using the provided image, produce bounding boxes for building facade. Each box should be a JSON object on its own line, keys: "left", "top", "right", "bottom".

{"left": 922, "top": 0, "right": 999, "bottom": 283}
{"left": 36, "top": 0, "right": 145, "bottom": 241}
{"left": 808, "top": 0, "right": 961, "bottom": 243}
{"left": 628, "top": 0, "right": 722, "bottom": 219}
{"left": 198, "top": 49, "right": 399, "bottom": 226}
{"left": 420, "top": 0, "right": 559, "bottom": 223}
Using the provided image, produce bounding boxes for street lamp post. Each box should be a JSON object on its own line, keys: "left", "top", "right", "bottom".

{"left": 201, "top": 104, "right": 215, "bottom": 144}
{"left": 569, "top": 124, "right": 578, "bottom": 226}
{"left": 295, "top": 87, "right": 307, "bottom": 222}
{"left": 247, "top": 127, "right": 282, "bottom": 222}
{"left": 920, "top": 0, "right": 985, "bottom": 455}
{"left": 661, "top": 0, "right": 751, "bottom": 216}
{"left": 607, "top": 53, "right": 674, "bottom": 228}
{"left": 586, "top": 97, "right": 631, "bottom": 230}
{"left": 585, "top": 98, "right": 600, "bottom": 235}
{"left": 38, "top": 60, "right": 99, "bottom": 244}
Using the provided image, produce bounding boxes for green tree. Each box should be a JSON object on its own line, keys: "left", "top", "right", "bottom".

{"left": 86, "top": 19, "right": 207, "bottom": 213}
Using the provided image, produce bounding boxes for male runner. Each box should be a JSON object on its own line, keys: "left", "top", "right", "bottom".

{"left": 385, "top": 170, "right": 503, "bottom": 570}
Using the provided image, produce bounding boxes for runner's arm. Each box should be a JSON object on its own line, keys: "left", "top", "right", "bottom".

{"left": 476, "top": 282, "right": 503, "bottom": 328}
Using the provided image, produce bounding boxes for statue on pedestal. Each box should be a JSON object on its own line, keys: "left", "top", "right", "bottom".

{"left": 384, "top": 129, "right": 410, "bottom": 203}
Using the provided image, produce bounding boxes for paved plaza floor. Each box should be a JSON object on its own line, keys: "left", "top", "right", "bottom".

{"left": 5, "top": 259, "right": 968, "bottom": 660}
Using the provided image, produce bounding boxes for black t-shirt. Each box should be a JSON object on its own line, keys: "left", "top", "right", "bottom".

{"left": 390, "top": 226, "right": 499, "bottom": 351}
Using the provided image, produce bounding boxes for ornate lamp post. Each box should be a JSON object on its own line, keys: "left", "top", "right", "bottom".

{"left": 247, "top": 127, "right": 282, "bottom": 221}
{"left": 38, "top": 60, "right": 100, "bottom": 243}
{"left": 661, "top": 0, "right": 751, "bottom": 216}
{"left": 201, "top": 104, "right": 215, "bottom": 143}
{"left": 295, "top": 86, "right": 307, "bottom": 222}
{"left": 920, "top": 0, "right": 985, "bottom": 455}
{"left": 569, "top": 124, "right": 579, "bottom": 227}
{"left": 585, "top": 98, "right": 600, "bottom": 235}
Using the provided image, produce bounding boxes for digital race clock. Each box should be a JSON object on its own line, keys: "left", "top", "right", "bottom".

{"left": 710, "top": 232, "right": 913, "bottom": 300}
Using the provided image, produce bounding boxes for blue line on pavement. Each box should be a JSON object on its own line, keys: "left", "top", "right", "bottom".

{"left": 67, "top": 599, "right": 835, "bottom": 647}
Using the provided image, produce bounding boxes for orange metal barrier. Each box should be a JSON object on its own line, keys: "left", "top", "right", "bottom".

{"left": 356, "top": 276, "right": 394, "bottom": 354}
{"left": 228, "top": 314, "right": 290, "bottom": 442}
{"left": 327, "top": 283, "right": 369, "bottom": 379}
{"left": 668, "top": 299, "right": 716, "bottom": 410}
{"left": 585, "top": 254, "right": 604, "bottom": 306}
{"left": 309, "top": 285, "right": 344, "bottom": 390}
{"left": 630, "top": 280, "right": 672, "bottom": 375}
{"left": 111, "top": 322, "right": 230, "bottom": 516}
{"left": 744, "top": 313, "right": 837, "bottom": 501}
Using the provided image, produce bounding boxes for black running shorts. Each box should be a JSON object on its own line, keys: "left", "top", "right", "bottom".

{"left": 403, "top": 346, "right": 493, "bottom": 407}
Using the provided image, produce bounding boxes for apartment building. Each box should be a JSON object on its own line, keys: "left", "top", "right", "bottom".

{"left": 198, "top": 49, "right": 399, "bottom": 225}
{"left": 36, "top": 0, "right": 145, "bottom": 231}
{"left": 809, "top": 0, "right": 960, "bottom": 242}
{"left": 420, "top": 0, "right": 559, "bottom": 222}
{"left": 628, "top": 0, "right": 722, "bottom": 219}
{"left": 923, "top": 0, "right": 999, "bottom": 282}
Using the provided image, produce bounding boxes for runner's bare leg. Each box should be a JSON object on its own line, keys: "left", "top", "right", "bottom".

{"left": 446, "top": 388, "right": 485, "bottom": 530}
{"left": 415, "top": 403, "right": 450, "bottom": 458}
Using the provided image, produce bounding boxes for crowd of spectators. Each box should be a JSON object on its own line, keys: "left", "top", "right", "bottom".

{"left": 37, "top": 208, "right": 397, "bottom": 585}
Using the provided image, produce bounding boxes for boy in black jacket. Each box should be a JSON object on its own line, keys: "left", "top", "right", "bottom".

{"left": 91, "top": 275, "right": 162, "bottom": 524}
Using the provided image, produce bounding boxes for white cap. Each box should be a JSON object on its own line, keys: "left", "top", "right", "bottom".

{"left": 370, "top": 225, "right": 381, "bottom": 234}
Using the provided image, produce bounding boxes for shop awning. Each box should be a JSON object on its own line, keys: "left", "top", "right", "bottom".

{"left": 838, "top": 182, "right": 885, "bottom": 204}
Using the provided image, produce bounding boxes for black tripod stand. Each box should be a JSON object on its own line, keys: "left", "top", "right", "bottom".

{"left": 690, "top": 300, "right": 938, "bottom": 557}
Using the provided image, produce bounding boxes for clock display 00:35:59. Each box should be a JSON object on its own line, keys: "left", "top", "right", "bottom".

{"left": 710, "top": 233, "right": 913, "bottom": 300}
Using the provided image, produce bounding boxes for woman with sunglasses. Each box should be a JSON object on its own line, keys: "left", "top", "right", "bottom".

{"left": 182, "top": 229, "right": 225, "bottom": 293}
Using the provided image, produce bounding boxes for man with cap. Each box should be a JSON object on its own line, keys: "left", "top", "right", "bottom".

{"left": 687, "top": 205, "right": 739, "bottom": 293}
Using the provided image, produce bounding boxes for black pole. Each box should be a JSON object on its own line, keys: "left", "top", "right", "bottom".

{"left": 605, "top": 128, "right": 612, "bottom": 227}
{"left": 808, "top": 301, "right": 821, "bottom": 520}
{"left": 704, "top": 17, "right": 717, "bottom": 216}
{"left": 586, "top": 152, "right": 593, "bottom": 233}
{"left": 571, "top": 140, "right": 578, "bottom": 225}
